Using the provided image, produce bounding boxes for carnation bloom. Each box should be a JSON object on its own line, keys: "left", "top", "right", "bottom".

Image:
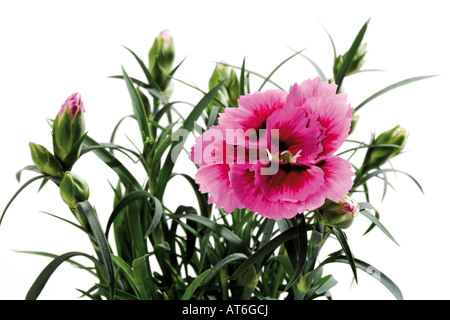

{"left": 190, "top": 77, "right": 354, "bottom": 220}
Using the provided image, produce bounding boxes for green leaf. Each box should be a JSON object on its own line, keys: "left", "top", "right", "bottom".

{"left": 320, "top": 255, "right": 403, "bottom": 300}
{"left": 25, "top": 251, "right": 105, "bottom": 300}
{"left": 1, "top": 174, "right": 47, "bottom": 228}
{"left": 77, "top": 201, "right": 115, "bottom": 299}
{"left": 181, "top": 269, "right": 212, "bottom": 300}
{"left": 198, "top": 253, "right": 248, "bottom": 298}
{"left": 132, "top": 254, "right": 157, "bottom": 300}
{"left": 332, "top": 227, "right": 358, "bottom": 283}
{"left": 82, "top": 135, "right": 142, "bottom": 191}
{"left": 154, "top": 80, "right": 225, "bottom": 200}
{"left": 239, "top": 57, "right": 246, "bottom": 96}
{"left": 111, "top": 255, "right": 139, "bottom": 296}
{"left": 231, "top": 225, "right": 300, "bottom": 280}
{"left": 15, "top": 250, "right": 97, "bottom": 277}
{"left": 173, "top": 213, "right": 252, "bottom": 256}
{"left": 300, "top": 53, "right": 327, "bottom": 81}
{"left": 284, "top": 214, "right": 308, "bottom": 291}
{"left": 122, "top": 66, "right": 151, "bottom": 143}
{"left": 170, "top": 173, "right": 210, "bottom": 218}
{"left": 354, "top": 75, "right": 437, "bottom": 113}
{"left": 359, "top": 204, "right": 399, "bottom": 246}
{"left": 104, "top": 190, "right": 162, "bottom": 239}
{"left": 258, "top": 48, "right": 306, "bottom": 91}
{"left": 314, "top": 274, "right": 338, "bottom": 296}
{"left": 215, "top": 61, "right": 284, "bottom": 90}
{"left": 334, "top": 19, "right": 369, "bottom": 91}
{"left": 16, "top": 165, "right": 40, "bottom": 183}
{"left": 95, "top": 283, "right": 140, "bottom": 300}
{"left": 122, "top": 45, "right": 161, "bottom": 91}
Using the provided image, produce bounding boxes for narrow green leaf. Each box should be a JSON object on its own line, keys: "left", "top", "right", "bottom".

{"left": 95, "top": 283, "right": 140, "bottom": 300}
{"left": 122, "top": 45, "right": 160, "bottom": 91}
{"left": 314, "top": 274, "right": 338, "bottom": 296}
{"left": 332, "top": 227, "right": 358, "bottom": 283}
{"left": 132, "top": 254, "right": 157, "bottom": 300}
{"left": 300, "top": 53, "right": 327, "bottom": 81}
{"left": 1, "top": 174, "right": 47, "bottom": 227}
{"left": 39, "top": 211, "right": 89, "bottom": 235}
{"left": 77, "top": 201, "right": 115, "bottom": 299}
{"left": 122, "top": 67, "right": 151, "bottom": 143}
{"left": 215, "top": 61, "right": 284, "bottom": 90}
{"left": 181, "top": 269, "right": 212, "bottom": 300}
{"left": 16, "top": 165, "right": 40, "bottom": 183}
{"left": 334, "top": 19, "right": 369, "bottom": 91}
{"left": 154, "top": 81, "right": 225, "bottom": 199}
{"left": 104, "top": 190, "right": 162, "bottom": 239}
{"left": 231, "top": 226, "right": 300, "bottom": 280}
{"left": 111, "top": 255, "right": 139, "bottom": 295}
{"left": 25, "top": 251, "right": 104, "bottom": 300}
{"left": 354, "top": 75, "right": 437, "bottom": 113}
{"left": 173, "top": 213, "right": 251, "bottom": 256}
{"left": 198, "top": 253, "right": 248, "bottom": 298}
{"left": 82, "top": 135, "right": 142, "bottom": 191}
{"left": 239, "top": 57, "right": 246, "bottom": 96}
{"left": 15, "top": 250, "right": 97, "bottom": 277}
{"left": 258, "top": 48, "right": 306, "bottom": 91}
{"left": 170, "top": 173, "right": 210, "bottom": 218}
{"left": 284, "top": 214, "right": 308, "bottom": 291}
{"left": 319, "top": 255, "right": 403, "bottom": 300}
{"left": 359, "top": 205, "right": 399, "bottom": 246}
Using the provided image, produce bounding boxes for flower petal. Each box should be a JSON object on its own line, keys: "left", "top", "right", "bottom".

{"left": 286, "top": 77, "right": 352, "bottom": 158}
{"left": 303, "top": 156, "right": 355, "bottom": 208}
{"left": 218, "top": 90, "right": 287, "bottom": 147}
{"left": 265, "top": 106, "right": 326, "bottom": 164}
{"left": 195, "top": 163, "right": 243, "bottom": 213}
{"left": 230, "top": 164, "right": 304, "bottom": 219}
{"left": 254, "top": 161, "right": 325, "bottom": 203}
{"left": 190, "top": 126, "right": 234, "bottom": 165}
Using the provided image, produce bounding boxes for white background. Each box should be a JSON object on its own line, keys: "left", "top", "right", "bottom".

{"left": 0, "top": 0, "right": 449, "bottom": 300}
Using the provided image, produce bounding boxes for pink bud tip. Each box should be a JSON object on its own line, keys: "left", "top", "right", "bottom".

{"left": 158, "top": 29, "right": 172, "bottom": 43}
{"left": 60, "top": 93, "right": 85, "bottom": 117}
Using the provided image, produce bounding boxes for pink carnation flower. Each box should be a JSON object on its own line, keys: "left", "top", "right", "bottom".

{"left": 190, "top": 77, "right": 354, "bottom": 220}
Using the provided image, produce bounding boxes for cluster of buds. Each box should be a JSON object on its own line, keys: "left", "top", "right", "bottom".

{"left": 29, "top": 93, "right": 90, "bottom": 220}
{"left": 317, "top": 195, "right": 360, "bottom": 229}
{"left": 148, "top": 29, "right": 175, "bottom": 101}
{"left": 208, "top": 61, "right": 241, "bottom": 110}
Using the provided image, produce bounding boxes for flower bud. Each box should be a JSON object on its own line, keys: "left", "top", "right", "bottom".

{"left": 237, "top": 265, "right": 259, "bottom": 289}
{"left": 317, "top": 195, "right": 359, "bottom": 229}
{"left": 52, "top": 93, "right": 86, "bottom": 170}
{"left": 334, "top": 42, "right": 367, "bottom": 78}
{"left": 208, "top": 61, "right": 240, "bottom": 109}
{"left": 29, "top": 142, "right": 64, "bottom": 178}
{"left": 60, "top": 171, "right": 90, "bottom": 209}
{"left": 148, "top": 29, "right": 175, "bottom": 98}
{"left": 365, "top": 125, "right": 409, "bottom": 169}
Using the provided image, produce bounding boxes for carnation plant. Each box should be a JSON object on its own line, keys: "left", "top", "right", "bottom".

{"left": 1, "top": 21, "right": 433, "bottom": 300}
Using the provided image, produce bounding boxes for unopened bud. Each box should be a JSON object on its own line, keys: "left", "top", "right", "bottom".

{"left": 52, "top": 93, "right": 86, "bottom": 170}
{"left": 29, "top": 142, "right": 64, "bottom": 178}
{"left": 317, "top": 195, "right": 359, "bottom": 229}
{"left": 60, "top": 171, "right": 90, "bottom": 209}
{"left": 334, "top": 42, "right": 367, "bottom": 78}
{"left": 148, "top": 29, "right": 175, "bottom": 98}
{"left": 237, "top": 265, "right": 259, "bottom": 289}
{"left": 365, "top": 125, "right": 409, "bottom": 169}
{"left": 208, "top": 61, "right": 240, "bottom": 109}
